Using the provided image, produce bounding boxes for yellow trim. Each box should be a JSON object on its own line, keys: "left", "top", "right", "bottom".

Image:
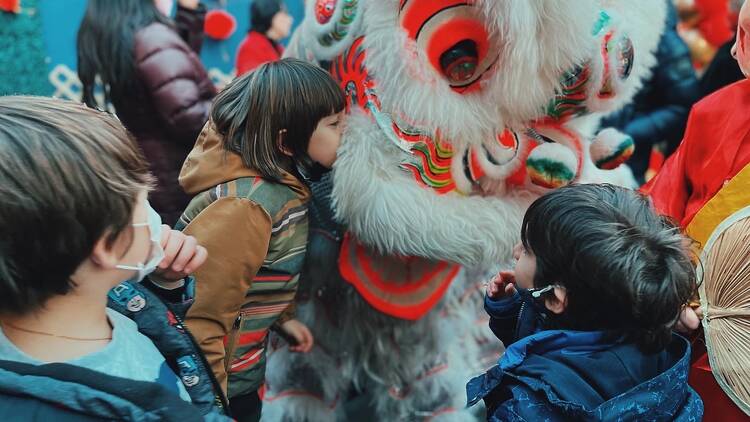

{"left": 686, "top": 163, "right": 750, "bottom": 248}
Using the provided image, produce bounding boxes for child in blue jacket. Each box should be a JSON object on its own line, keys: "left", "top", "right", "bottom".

{"left": 0, "top": 96, "right": 230, "bottom": 421}
{"left": 467, "top": 184, "right": 703, "bottom": 421}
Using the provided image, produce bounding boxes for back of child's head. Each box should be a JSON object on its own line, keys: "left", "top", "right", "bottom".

{"left": 210, "top": 57, "right": 345, "bottom": 181}
{"left": 521, "top": 184, "right": 697, "bottom": 353}
{"left": 0, "top": 96, "right": 153, "bottom": 315}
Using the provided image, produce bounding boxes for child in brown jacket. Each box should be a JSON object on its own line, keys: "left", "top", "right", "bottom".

{"left": 176, "top": 58, "right": 345, "bottom": 421}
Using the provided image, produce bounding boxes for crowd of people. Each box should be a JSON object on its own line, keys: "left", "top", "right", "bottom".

{"left": 0, "top": 0, "right": 749, "bottom": 421}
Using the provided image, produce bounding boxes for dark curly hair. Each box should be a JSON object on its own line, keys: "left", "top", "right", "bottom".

{"left": 521, "top": 183, "right": 697, "bottom": 353}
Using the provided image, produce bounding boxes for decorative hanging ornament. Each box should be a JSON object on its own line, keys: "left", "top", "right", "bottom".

{"left": 0, "top": 0, "right": 21, "bottom": 13}
{"left": 590, "top": 127, "right": 634, "bottom": 170}
{"left": 204, "top": 9, "right": 236, "bottom": 40}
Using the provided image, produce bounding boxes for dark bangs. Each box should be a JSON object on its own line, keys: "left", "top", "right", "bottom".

{"left": 211, "top": 58, "right": 345, "bottom": 181}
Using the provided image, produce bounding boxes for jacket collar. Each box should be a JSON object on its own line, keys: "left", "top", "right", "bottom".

{"left": 467, "top": 330, "right": 611, "bottom": 407}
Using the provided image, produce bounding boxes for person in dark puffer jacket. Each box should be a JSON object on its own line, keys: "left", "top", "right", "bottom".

{"left": 77, "top": 0, "right": 216, "bottom": 225}
{"left": 600, "top": 0, "right": 700, "bottom": 185}
{"left": 0, "top": 96, "right": 230, "bottom": 421}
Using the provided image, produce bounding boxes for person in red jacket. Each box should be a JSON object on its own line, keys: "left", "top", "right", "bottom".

{"left": 643, "top": 1, "right": 750, "bottom": 419}
{"left": 235, "top": 0, "right": 293, "bottom": 76}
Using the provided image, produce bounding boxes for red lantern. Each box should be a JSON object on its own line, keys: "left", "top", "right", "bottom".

{"left": 0, "top": 0, "right": 21, "bottom": 13}
{"left": 204, "top": 9, "right": 237, "bottom": 40}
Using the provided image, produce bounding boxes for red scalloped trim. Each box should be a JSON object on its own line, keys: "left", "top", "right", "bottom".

{"left": 339, "top": 235, "right": 460, "bottom": 320}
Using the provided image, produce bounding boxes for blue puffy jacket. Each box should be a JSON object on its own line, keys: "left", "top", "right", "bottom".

{"left": 467, "top": 329, "right": 703, "bottom": 421}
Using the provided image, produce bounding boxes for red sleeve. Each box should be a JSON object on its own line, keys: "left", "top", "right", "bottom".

{"left": 235, "top": 35, "right": 281, "bottom": 76}
{"left": 236, "top": 45, "right": 265, "bottom": 76}
{"left": 641, "top": 109, "right": 696, "bottom": 225}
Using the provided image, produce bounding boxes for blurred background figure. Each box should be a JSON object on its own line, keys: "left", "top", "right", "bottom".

{"left": 600, "top": 0, "right": 700, "bottom": 185}
{"left": 235, "top": 0, "right": 292, "bottom": 76}
{"left": 675, "top": 0, "right": 734, "bottom": 70}
{"left": 700, "top": 0, "right": 746, "bottom": 95}
{"left": 77, "top": 0, "right": 216, "bottom": 225}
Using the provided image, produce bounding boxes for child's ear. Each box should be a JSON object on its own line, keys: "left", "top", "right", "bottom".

{"left": 89, "top": 231, "right": 122, "bottom": 270}
{"left": 277, "top": 129, "right": 292, "bottom": 157}
{"left": 544, "top": 287, "right": 568, "bottom": 314}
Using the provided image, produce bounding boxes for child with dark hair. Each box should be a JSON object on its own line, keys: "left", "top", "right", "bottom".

{"left": 467, "top": 184, "right": 703, "bottom": 421}
{"left": 0, "top": 96, "right": 230, "bottom": 421}
{"left": 177, "top": 57, "right": 345, "bottom": 421}
{"left": 235, "top": 0, "right": 292, "bottom": 76}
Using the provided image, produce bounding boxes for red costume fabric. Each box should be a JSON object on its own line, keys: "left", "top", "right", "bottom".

{"left": 235, "top": 31, "right": 284, "bottom": 76}
{"left": 643, "top": 78, "right": 750, "bottom": 421}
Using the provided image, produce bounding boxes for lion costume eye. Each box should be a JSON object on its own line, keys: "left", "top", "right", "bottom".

{"left": 399, "top": 0, "right": 499, "bottom": 93}
{"left": 616, "top": 36, "right": 634, "bottom": 79}
{"left": 440, "top": 39, "right": 479, "bottom": 83}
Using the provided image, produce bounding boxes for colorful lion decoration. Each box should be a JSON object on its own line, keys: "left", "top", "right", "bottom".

{"left": 262, "top": 1, "right": 666, "bottom": 420}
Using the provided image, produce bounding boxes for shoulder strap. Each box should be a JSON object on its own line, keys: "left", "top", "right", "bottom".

{"left": 107, "top": 282, "right": 230, "bottom": 417}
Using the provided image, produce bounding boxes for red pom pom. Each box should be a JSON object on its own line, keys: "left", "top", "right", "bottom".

{"left": 0, "top": 0, "right": 21, "bottom": 13}
{"left": 204, "top": 9, "right": 237, "bottom": 40}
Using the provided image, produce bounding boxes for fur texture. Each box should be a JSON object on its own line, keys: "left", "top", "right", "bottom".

{"left": 332, "top": 112, "right": 532, "bottom": 268}
{"left": 264, "top": 1, "right": 665, "bottom": 420}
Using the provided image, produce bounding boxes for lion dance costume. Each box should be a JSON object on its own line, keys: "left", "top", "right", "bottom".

{"left": 262, "top": 1, "right": 666, "bottom": 420}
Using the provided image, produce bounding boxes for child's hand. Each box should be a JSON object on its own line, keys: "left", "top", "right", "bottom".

{"left": 152, "top": 226, "right": 208, "bottom": 284}
{"left": 486, "top": 271, "right": 517, "bottom": 300}
{"left": 674, "top": 306, "right": 701, "bottom": 334}
{"left": 280, "top": 319, "right": 314, "bottom": 353}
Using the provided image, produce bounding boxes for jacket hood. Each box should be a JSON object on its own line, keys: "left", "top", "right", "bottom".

{"left": 468, "top": 330, "right": 703, "bottom": 421}
{"left": 179, "top": 122, "right": 310, "bottom": 201}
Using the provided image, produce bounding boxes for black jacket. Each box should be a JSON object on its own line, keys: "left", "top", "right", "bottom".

{"left": 115, "top": 5, "right": 216, "bottom": 225}
{"left": 600, "top": 1, "right": 699, "bottom": 183}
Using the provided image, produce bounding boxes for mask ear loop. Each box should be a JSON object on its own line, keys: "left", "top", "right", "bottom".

{"left": 114, "top": 222, "right": 150, "bottom": 271}
{"left": 530, "top": 284, "right": 565, "bottom": 298}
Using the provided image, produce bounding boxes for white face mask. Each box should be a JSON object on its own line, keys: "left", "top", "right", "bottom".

{"left": 154, "top": 0, "right": 174, "bottom": 16}
{"left": 116, "top": 202, "right": 164, "bottom": 283}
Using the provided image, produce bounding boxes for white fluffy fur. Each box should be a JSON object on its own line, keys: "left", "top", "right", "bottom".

{"left": 332, "top": 112, "right": 533, "bottom": 268}
{"left": 263, "top": 267, "right": 500, "bottom": 421}
{"left": 260, "top": 394, "right": 339, "bottom": 422}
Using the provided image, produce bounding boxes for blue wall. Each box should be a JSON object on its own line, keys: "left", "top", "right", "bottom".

{"left": 37, "top": 0, "right": 303, "bottom": 85}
